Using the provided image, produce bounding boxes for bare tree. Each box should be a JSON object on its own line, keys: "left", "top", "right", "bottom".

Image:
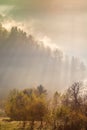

{"left": 67, "top": 82, "right": 82, "bottom": 109}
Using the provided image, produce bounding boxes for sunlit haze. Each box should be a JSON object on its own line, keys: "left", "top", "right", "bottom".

{"left": 0, "top": 0, "right": 87, "bottom": 97}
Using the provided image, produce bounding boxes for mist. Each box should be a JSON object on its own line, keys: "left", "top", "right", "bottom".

{"left": 0, "top": 24, "right": 86, "bottom": 98}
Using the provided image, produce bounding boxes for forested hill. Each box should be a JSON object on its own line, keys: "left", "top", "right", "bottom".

{"left": 0, "top": 23, "right": 86, "bottom": 98}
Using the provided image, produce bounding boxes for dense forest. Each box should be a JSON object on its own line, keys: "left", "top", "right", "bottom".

{"left": 0, "top": 23, "right": 86, "bottom": 98}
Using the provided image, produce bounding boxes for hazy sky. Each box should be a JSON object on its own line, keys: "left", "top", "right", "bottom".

{"left": 0, "top": 0, "right": 87, "bottom": 62}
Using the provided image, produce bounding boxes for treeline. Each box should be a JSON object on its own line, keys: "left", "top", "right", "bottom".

{"left": 5, "top": 83, "right": 87, "bottom": 130}
{"left": 0, "top": 23, "right": 86, "bottom": 97}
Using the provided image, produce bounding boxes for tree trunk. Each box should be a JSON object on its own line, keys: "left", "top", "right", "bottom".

{"left": 30, "top": 120, "right": 34, "bottom": 130}
{"left": 22, "top": 121, "right": 26, "bottom": 128}
{"left": 40, "top": 120, "right": 43, "bottom": 130}
{"left": 52, "top": 120, "right": 57, "bottom": 130}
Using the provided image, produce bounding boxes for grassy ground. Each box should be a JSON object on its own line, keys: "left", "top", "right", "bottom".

{"left": 0, "top": 117, "right": 49, "bottom": 130}
{"left": 0, "top": 117, "right": 22, "bottom": 130}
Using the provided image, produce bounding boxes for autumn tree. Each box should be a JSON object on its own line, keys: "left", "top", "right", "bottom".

{"left": 63, "top": 82, "right": 83, "bottom": 109}
{"left": 5, "top": 87, "right": 48, "bottom": 129}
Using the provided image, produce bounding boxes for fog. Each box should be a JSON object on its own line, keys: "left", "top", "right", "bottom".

{"left": 0, "top": 24, "right": 86, "bottom": 98}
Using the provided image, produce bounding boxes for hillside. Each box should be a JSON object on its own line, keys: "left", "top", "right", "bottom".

{"left": 0, "top": 24, "right": 86, "bottom": 98}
